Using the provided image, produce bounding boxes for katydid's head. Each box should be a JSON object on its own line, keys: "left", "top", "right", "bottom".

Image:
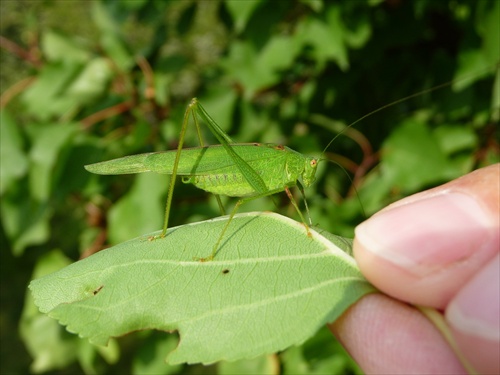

{"left": 302, "top": 157, "right": 318, "bottom": 187}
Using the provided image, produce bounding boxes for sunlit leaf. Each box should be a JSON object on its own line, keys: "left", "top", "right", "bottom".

{"left": 30, "top": 212, "right": 375, "bottom": 365}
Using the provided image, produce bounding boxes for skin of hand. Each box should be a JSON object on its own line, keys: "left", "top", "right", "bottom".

{"left": 329, "top": 163, "right": 499, "bottom": 374}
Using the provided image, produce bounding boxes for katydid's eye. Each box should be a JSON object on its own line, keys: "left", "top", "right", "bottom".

{"left": 310, "top": 159, "right": 317, "bottom": 168}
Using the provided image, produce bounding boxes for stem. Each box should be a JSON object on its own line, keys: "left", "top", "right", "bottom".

{"left": 416, "top": 305, "right": 477, "bottom": 375}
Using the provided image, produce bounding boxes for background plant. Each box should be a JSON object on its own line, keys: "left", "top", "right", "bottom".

{"left": 1, "top": 0, "right": 498, "bottom": 374}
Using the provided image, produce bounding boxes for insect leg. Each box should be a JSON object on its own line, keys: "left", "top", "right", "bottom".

{"left": 285, "top": 186, "right": 311, "bottom": 237}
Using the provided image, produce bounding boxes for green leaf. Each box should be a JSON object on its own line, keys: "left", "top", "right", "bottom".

{"left": 223, "top": 36, "right": 301, "bottom": 95}
{"left": 224, "top": 0, "right": 263, "bottom": 34}
{"left": 1, "top": 187, "right": 52, "bottom": 255}
{"left": 453, "top": 49, "right": 493, "bottom": 92}
{"left": 257, "top": 35, "right": 301, "bottom": 78}
{"left": 477, "top": 0, "right": 500, "bottom": 65}
{"left": 381, "top": 119, "right": 449, "bottom": 191}
{"left": 28, "top": 123, "right": 79, "bottom": 201}
{"left": 20, "top": 250, "right": 79, "bottom": 373}
{"left": 42, "top": 30, "right": 90, "bottom": 63}
{"left": 218, "top": 354, "right": 278, "bottom": 375}
{"left": 91, "top": 1, "right": 121, "bottom": 36}
{"left": 21, "top": 63, "right": 82, "bottom": 120}
{"left": 280, "top": 326, "right": 362, "bottom": 375}
{"left": 107, "top": 172, "right": 165, "bottom": 245}
{"left": 66, "top": 58, "right": 114, "bottom": 104}
{"left": 300, "top": 0, "right": 324, "bottom": 13}
{"left": 0, "top": 109, "right": 29, "bottom": 195}
{"left": 91, "top": 2, "right": 134, "bottom": 71}
{"left": 433, "top": 125, "right": 477, "bottom": 155}
{"left": 295, "top": 6, "right": 349, "bottom": 71}
{"left": 100, "top": 33, "right": 134, "bottom": 71}
{"left": 132, "top": 333, "right": 182, "bottom": 375}
{"left": 493, "top": 64, "right": 500, "bottom": 123}
{"left": 30, "top": 212, "right": 375, "bottom": 365}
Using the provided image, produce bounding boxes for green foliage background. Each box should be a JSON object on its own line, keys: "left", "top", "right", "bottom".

{"left": 1, "top": 0, "right": 498, "bottom": 374}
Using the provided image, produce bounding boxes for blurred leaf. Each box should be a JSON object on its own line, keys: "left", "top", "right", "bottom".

{"left": 58, "top": 142, "right": 104, "bottom": 196}
{"left": 493, "top": 65, "right": 500, "bottom": 123}
{"left": 281, "top": 327, "right": 361, "bottom": 375}
{"left": 1, "top": 192, "right": 51, "bottom": 255}
{"left": 66, "top": 58, "right": 114, "bottom": 103}
{"left": 223, "top": 35, "right": 301, "bottom": 95}
{"left": 453, "top": 49, "right": 493, "bottom": 92}
{"left": 30, "top": 212, "right": 375, "bottom": 365}
{"left": 28, "top": 123, "right": 79, "bottom": 201}
{"left": 223, "top": 41, "right": 258, "bottom": 93}
{"left": 224, "top": 0, "right": 263, "bottom": 34}
{"left": 42, "top": 29, "right": 90, "bottom": 63}
{"left": 368, "top": 0, "right": 385, "bottom": 6}
{"left": 199, "top": 88, "right": 239, "bottom": 137}
{"left": 342, "top": 13, "right": 372, "bottom": 49}
{"left": 77, "top": 336, "right": 120, "bottom": 375}
{"left": 1, "top": 122, "right": 79, "bottom": 254}
{"left": 296, "top": 7, "right": 349, "bottom": 71}
{"left": 300, "top": 0, "right": 324, "bottom": 13}
{"left": 132, "top": 334, "right": 182, "bottom": 375}
{"left": 21, "top": 63, "right": 82, "bottom": 120}
{"left": 91, "top": 0, "right": 121, "bottom": 36}
{"left": 257, "top": 35, "right": 301, "bottom": 82}
{"left": 108, "top": 172, "right": 166, "bottom": 245}
{"left": 0, "top": 109, "right": 29, "bottom": 195}
{"left": 433, "top": 125, "right": 477, "bottom": 155}
{"left": 218, "top": 354, "right": 279, "bottom": 375}
{"left": 23, "top": 53, "right": 113, "bottom": 119}
{"left": 20, "top": 250, "right": 79, "bottom": 373}
{"left": 91, "top": 1, "right": 134, "bottom": 70}
{"left": 477, "top": 0, "right": 500, "bottom": 65}
{"left": 381, "top": 119, "right": 449, "bottom": 191}
{"left": 101, "top": 33, "right": 134, "bottom": 70}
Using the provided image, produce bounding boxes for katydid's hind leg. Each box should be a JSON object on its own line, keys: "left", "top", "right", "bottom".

{"left": 285, "top": 186, "right": 312, "bottom": 237}
{"left": 161, "top": 102, "right": 197, "bottom": 237}
{"left": 200, "top": 189, "right": 283, "bottom": 261}
{"left": 161, "top": 99, "right": 219, "bottom": 241}
{"left": 200, "top": 186, "right": 311, "bottom": 261}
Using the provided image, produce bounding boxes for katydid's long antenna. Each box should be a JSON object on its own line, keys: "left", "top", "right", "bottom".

{"left": 317, "top": 157, "right": 368, "bottom": 219}
{"left": 321, "top": 63, "right": 499, "bottom": 156}
{"left": 317, "top": 62, "right": 498, "bottom": 220}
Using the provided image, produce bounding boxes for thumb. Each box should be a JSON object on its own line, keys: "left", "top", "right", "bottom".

{"left": 353, "top": 163, "right": 499, "bottom": 374}
{"left": 353, "top": 164, "right": 499, "bottom": 309}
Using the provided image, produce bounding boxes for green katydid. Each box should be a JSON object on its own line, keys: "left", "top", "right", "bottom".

{"left": 85, "top": 65, "right": 497, "bottom": 261}
{"left": 85, "top": 98, "right": 318, "bottom": 261}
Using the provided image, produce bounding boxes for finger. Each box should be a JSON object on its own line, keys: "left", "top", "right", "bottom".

{"left": 329, "top": 294, "right": 466, "bottom": 374}
{"left": 353, "top": 164, "right": 499, "bottom": 308}
{"left": 446, "top": 253, "right": 500, "bottom": 374}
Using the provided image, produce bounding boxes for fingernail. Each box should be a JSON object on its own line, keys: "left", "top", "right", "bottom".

{"left": 354, "top": 192, "right": 493, "bottom": 276}
{"left": 446, "top": 254, "right": 500, "bottom": 341}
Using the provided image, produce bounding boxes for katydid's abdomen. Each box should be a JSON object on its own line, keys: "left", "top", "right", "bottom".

{"left": 85, "top": 143, "right": 318, "bottom": 198}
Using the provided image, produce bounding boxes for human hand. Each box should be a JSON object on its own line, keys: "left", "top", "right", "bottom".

{"left": 330, "top": 164, "right": 499, "bottom": 374}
